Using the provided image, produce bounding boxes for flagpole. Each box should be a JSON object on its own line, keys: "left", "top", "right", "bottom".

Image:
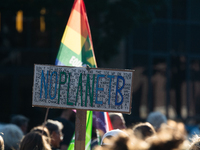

{"left": 42, "top": 108, "right": 49, "bottom": 135}
{"left": 75, "top": 110, "right": 87, "bottom": 150}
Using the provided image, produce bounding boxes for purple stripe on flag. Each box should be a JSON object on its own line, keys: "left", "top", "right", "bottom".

{"left": 55, "top": 58, "right": 65, "bottom": 66}
{"left": 93, "top": 111, "right": 107, "bottom": 133}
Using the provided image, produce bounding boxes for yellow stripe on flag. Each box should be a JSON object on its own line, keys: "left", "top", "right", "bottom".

{"left": 87, "top": 57, "right": 96, "bottom": 66}
{"left": 61, "top": 26, "right": 86, "bottom": 55}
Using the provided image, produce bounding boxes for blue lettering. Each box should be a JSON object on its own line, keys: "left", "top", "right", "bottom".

{"left": 115, "top": 76, "right": 125, "bottom": 105}
{"left": 49, "top": 71, "right": 58, "bottom": 100}
{"left": 40, "top": 70, "right": 49, "bottom": 99}
{"left": 95, "top": 74, "right": 105, "bottom": 104}
{"left": 107, "top": 75, "right": 115, "bottom": 105}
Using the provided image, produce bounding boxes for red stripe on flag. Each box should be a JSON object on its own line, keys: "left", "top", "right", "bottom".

{"left": 72, "top": 0, "right": 94, "bottom": 50}
{"left": 81, "top": 0, "right": 93, "bottom": 45}
{"left": 72, "top": 0, "right": 83, "bottom": 15}
{"left": 67, "top": 9, "right": 88, "bottom": 38}
{"left": 105, "top": 112, "right": 113, "bottom": 131}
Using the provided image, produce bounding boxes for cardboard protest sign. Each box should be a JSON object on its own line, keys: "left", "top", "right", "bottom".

{"left": 32, "top": 64, "right": 134, "bottom": 113}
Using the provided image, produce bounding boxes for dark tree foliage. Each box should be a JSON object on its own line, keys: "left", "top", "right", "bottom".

{"left": 0, "top": 0, "right": 166, "bottom": 63}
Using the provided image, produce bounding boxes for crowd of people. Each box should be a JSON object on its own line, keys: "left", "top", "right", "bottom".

{"left": 0, "top": 110, "right": 200, "bottom": 150}
{"left": 0, "top": 109, "right": 75, "bottom": 150}
{"left": 93, "top": 112, "right": 200, "bottom": 150}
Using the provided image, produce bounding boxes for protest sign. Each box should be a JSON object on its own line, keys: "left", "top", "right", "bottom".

{"left": 32, "top": 64, "right": 134, "bottom": 114}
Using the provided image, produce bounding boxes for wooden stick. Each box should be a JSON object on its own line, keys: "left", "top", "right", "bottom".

{"left": 75, "top": 110, "right": 86, "bottom": 150}
{"left": 42, "top": 108, "right": 49, "bottom": 135}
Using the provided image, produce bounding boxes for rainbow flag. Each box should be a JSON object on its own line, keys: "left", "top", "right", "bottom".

{"left": 55, "top": 0, "right": 96, "bottom": 149}
{"left": 55, "top": 0, "right": 113, "bottom": 149}
{"left": 55, "top": 0, "right": 97, "bottom": 68}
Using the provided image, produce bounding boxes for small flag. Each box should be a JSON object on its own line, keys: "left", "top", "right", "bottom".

{"left": 104, "top": 112, "right": 113, "bottom": 132}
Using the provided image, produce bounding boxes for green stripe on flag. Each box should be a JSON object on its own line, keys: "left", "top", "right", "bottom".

{"left": 81, "top": 36, "right": 96, "bottom": 68}
{"left": 67, "top": 133, "right": 75, "bottom": 150}
{"left": 85, "top": 111, "right": 93, "bottom": 150}
{"left": 67, "top": 111, "right": 93, "bottom": 150}
{"left": 57, "top": 42, "right": 81, "bottom": 66}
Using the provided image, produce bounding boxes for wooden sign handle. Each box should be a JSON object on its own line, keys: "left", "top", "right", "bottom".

{"left": 75, "top": 110, "right": 87, "bottom": 150}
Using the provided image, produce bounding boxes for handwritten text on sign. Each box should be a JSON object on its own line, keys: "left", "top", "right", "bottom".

{"left": 32, "top": 65, "right": 134, "bottom": 113}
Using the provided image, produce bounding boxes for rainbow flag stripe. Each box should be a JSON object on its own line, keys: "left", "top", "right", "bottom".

{"left": 55, "top": 0, "right": 97, "bottom": 68}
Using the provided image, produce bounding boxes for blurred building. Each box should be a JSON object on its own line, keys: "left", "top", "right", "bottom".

{"left": 123, "top": 0, "right": 200, "bottom": 125}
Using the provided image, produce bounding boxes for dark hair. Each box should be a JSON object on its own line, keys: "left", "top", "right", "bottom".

{"left": 110, "top": 136, "right": 129, "bottom": 150}
{"left": 44, "top": 119, "right": 63, "bottom": 135}
{"left": 19, "top": 132, "right": 51, "bottom": 150}
{"left": 10, "top": 115, "right": 29, "bottom": 127}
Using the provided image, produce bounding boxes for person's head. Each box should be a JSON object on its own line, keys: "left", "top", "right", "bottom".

{"left": 0, "top": 124, "right": 23, "bottom": 150}
{"left": 10, "top": 115, "right": 29, "bottom": 134}
{"left": 146, "top": 111, "right": 167, "bottom": 131}
{"left": 101, "top": 133, "right": 129, "bottom": 150}
{"left": 147, "top": 124, "right": 185, "bottom": 150}
{"left": 30, "top": 125, "right": 51, "bottom": 144}
{"left": 133, "top": 122, "right": 156, "bottom": 140}
{"left": 0, "top": 135, "right": 4, "bottom": 150}
{"left": 109, "top": 113, "right": 126, "bottom": 130}
{"left": 101, "top": 129, "right": 128, "bottom": 146}
{"left": 97, "top": 129, "right": 149, "bottom": 150}
{"left": 44, "top": 119, "right": 63, "bottom": 148}
{"left": 19, "top": 131, "right": 51, "bottom": 150}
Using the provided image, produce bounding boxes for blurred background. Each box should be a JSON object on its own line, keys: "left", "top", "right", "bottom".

{"left": 1, "top": 0, "right": 200, "bottom": 130}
